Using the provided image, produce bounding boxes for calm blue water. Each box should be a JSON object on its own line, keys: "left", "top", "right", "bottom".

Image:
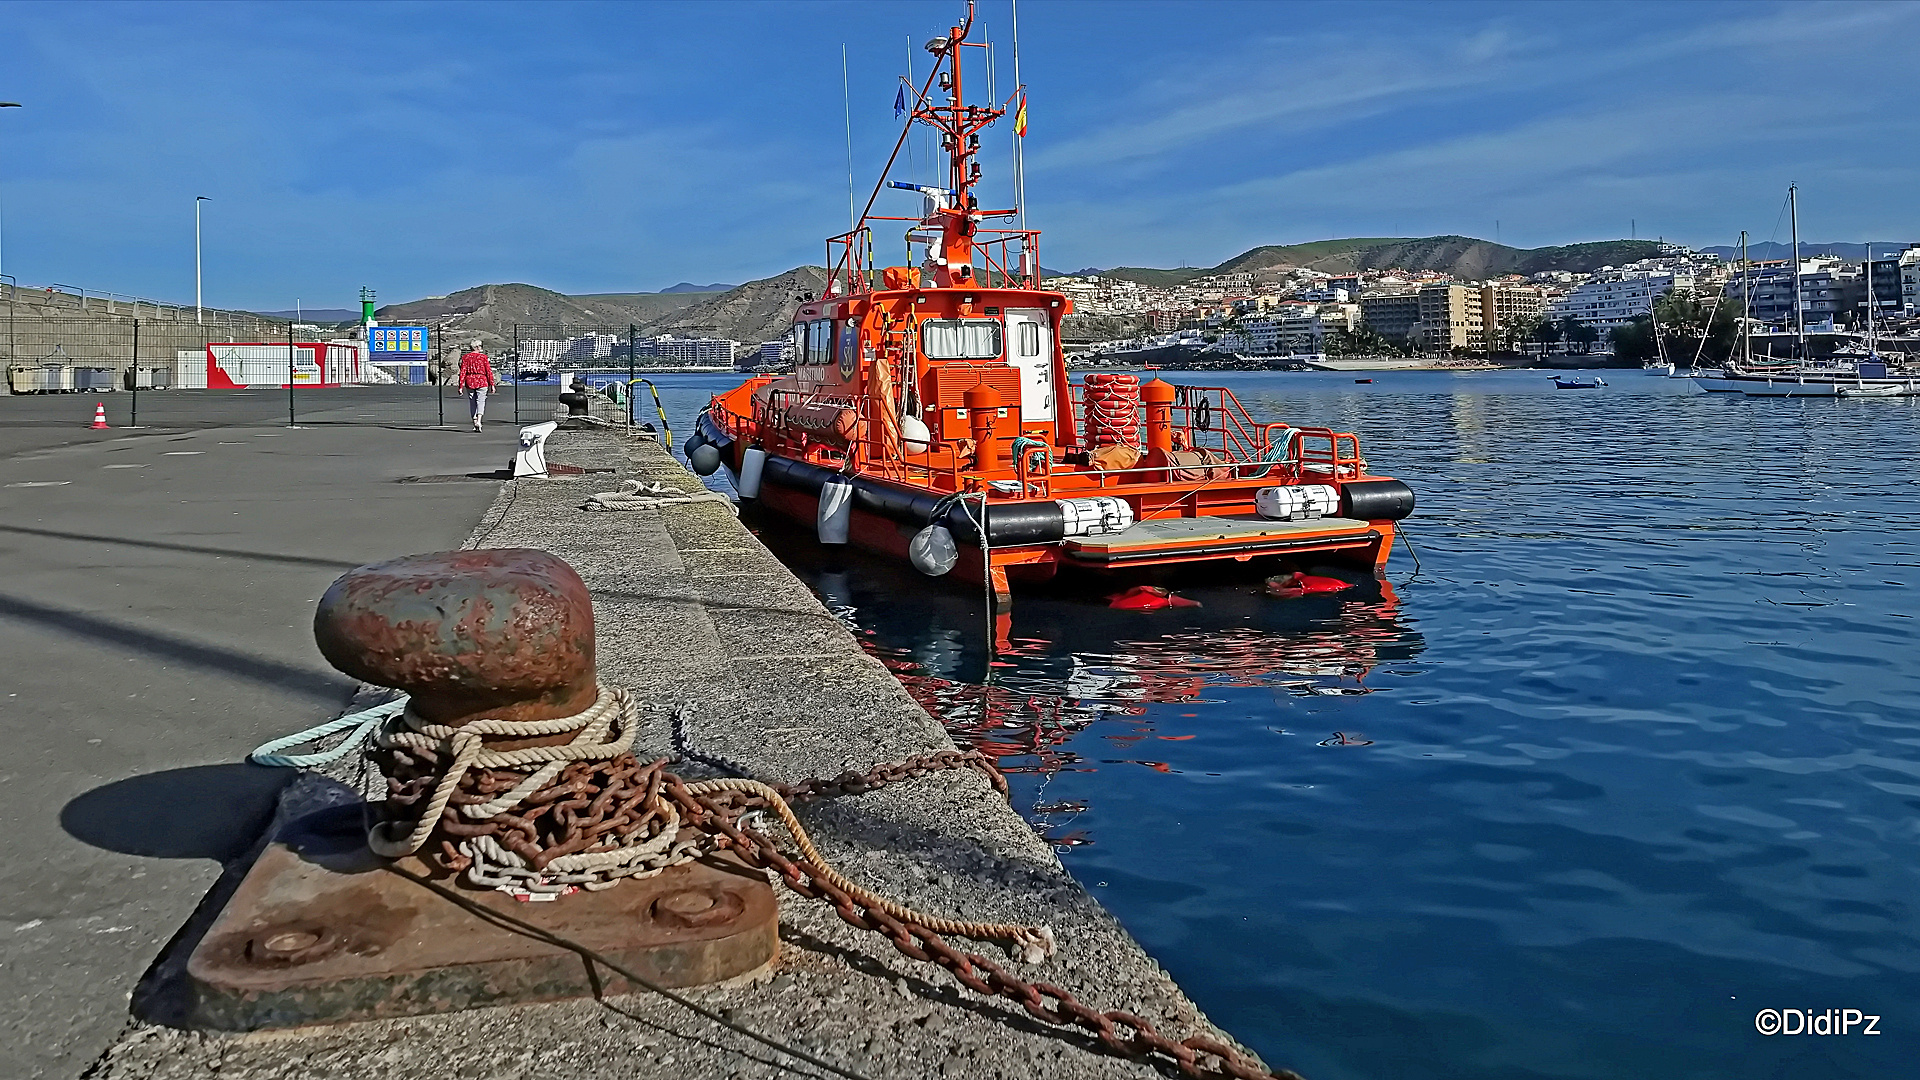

{"left": 651, "top": 369, "right": 1920, "bottom": 1079}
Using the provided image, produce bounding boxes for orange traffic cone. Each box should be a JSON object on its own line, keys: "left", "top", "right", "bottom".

{"left": 90, "top": 402, "right": 110, "bottom": 430}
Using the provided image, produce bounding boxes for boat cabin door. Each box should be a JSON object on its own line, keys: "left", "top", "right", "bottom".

{"left": 1005, "top": 308, "right": 1055, "bottom": 422}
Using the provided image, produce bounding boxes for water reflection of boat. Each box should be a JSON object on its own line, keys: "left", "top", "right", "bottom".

{"left": 756, "top": 521, "right": 1423, "bottom": 845}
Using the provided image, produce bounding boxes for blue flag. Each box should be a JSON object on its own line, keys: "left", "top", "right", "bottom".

{"left": 894, "top": 83, "right": 906, "bottom": 119}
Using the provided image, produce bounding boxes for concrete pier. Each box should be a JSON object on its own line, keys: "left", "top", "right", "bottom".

{"left": 92, "top": 426, "right": 1270, "bottom": 1079}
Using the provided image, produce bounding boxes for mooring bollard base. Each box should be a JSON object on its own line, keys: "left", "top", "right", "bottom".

{"left": 181, "top": 811, "right": 778, "bottom": 1031}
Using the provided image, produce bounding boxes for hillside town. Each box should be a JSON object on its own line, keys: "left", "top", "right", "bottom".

{"left": 1048, "top": 242, "right": 1920, "bottom": 366}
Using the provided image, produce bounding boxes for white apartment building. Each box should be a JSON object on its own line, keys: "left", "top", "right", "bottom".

{"left": 1546, "top": 268, "right": 1689, "bottom": 330}
{"left": 1226, "top": 308, "right": 1322, "bottom": 356}
{"left": 1901, "top": 246, "right": 1920, "bottom": 315}
{"left": 518, "top": 339, "right": 569, "bottom": 366}
{"left": 643, "top": 334, "right": 736, "bottom": 366}
{"left": 562, "top": 333, "right": 619, "bottom": 360}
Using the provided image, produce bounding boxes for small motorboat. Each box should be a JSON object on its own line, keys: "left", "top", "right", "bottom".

{"left": 1353, "top": 378, "right": 1372, "bottom": 384}
{"left": 1553, "top": 376, "right": 1607, "bottom": 389}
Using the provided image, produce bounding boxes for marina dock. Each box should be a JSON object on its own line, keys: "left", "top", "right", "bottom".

{"left": 91, "top": 425, "right": 1271, "bottom": 1079}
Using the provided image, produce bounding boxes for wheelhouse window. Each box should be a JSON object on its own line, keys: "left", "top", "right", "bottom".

{"left": 1017, "top": 321, "right": 1040, "bottom": 357}
{"left": 801, "top": 319, "right": 834, "bottom": 365}
{"left": 920, "top": 319, "right": 1004, "bottom": 360}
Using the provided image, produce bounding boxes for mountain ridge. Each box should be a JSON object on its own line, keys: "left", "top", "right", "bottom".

{"left": 373, "top": 268, "right": 830, "bottom": 353}
{"left": 1097, "top": 236, "right": 1676, "bottom": 286}
{"left": 370, "top": 233, "right": 1920, "bottom": 356}
{"left": 1698, "top": 241, "right": 1911, "bottom": 262}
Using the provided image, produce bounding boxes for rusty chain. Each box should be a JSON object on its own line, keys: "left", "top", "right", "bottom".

{"left": 378, "top": 737, "right": 1296, "bottom": 1080}
{"left": 664, "top": 770, "right": 1301, "bottom": 1080}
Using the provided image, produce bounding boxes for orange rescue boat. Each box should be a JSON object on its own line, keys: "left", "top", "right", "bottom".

{"left": 697, "top": 2, "right": 1413, "bottom": 607}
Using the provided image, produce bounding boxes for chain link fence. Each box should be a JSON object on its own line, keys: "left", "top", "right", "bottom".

{"left": 0, "top": 294, "right": 457, "bottom": 430}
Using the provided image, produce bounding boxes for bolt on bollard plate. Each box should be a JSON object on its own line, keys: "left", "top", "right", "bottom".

{"left": 182, "top": 832, "right": 778, "bottom": 1030}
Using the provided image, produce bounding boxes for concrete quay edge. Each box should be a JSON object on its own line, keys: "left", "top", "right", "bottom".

{"left": 89, "top": 425, "right": 1268, "bottom": 1080}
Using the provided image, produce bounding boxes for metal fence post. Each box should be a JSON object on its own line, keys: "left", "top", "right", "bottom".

{"left": 130, "top": 319, "right": 139, "bottom": 427}
{"left": 512, "top": 324, "right": 520, "bottom": 424}
{"left": 287, "top": 322, "right": 296, "bottom": 427}
{"left": 628, "top": 322, "right": 637, "bottom": 425}
{"left": 2, "top": 274, "right": 14, "bottom": 367}
{"left": 435, "top": 322, "right": 444, "bottom": 427}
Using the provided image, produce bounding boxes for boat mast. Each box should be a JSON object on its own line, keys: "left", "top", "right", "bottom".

{"left": 1865, "top": 243, "right": 1873, "bottom": 352}
{"left": 1648, "top": 274, "right": 1666, "bottom": 368}
{"left": 1790, "top": 183, "right": 1803, "bottom": 360}
{"left": 1740, "top": 229, "right": 1750, "bottom": 369}
{"left": 1012, "top": 0, "right": 1026, "bottom": 236}
{"left": 913, "top": 1, "right": 1006, "bottom": 287}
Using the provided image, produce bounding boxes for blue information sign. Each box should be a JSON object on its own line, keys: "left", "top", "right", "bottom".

{"left": 369, "top": 326, "right": 428, "bottom": 356}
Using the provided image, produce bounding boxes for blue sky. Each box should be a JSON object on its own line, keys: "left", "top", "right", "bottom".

{"left": 1, "top": 0, "right": 1915, "bottom": 311}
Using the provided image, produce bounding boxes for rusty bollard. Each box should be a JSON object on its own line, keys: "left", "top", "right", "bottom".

{"left": 179, "top": 547, "right": 778, "bottom": 1031}
{"left": 314, "top": 547, "right": 597, "bottom": 731}
{"left": 312, "top": 547, "right": 609, "bottom": 871}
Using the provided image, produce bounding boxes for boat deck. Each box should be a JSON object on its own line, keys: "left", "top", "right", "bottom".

{"left": 1063, "top": 514, "right": 1379, "bottom": 564}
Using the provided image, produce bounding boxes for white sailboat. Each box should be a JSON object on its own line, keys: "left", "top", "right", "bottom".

{"left": 1729, "top": 188, "right": 1917, "bottom": 397}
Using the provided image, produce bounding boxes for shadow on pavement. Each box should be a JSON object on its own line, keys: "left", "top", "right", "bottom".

{"left": 0, "top": 591, "right": 349, "bottom": 704}
{"left": 60, "top": 763, "right": 294, "bottom": 860}
{"left": 0, "top": 523, "right": 361, "bottom": 570}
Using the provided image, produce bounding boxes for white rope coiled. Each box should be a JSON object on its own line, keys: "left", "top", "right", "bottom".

{"left": 584, "top": 479, "right": 736, "bottom": 514}
{"left": 258, "top": 685, "right": 1057, "bottom": 955}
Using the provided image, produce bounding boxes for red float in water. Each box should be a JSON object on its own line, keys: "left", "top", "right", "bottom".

{"left": 1107, "top": 585, "right": 1201, "bottom": 611}
{"left": 1265, "top": 572, "right": 1357, "bottom": 599}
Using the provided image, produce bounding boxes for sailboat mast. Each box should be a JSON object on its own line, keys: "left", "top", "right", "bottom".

{"left": 1866, "top": 244, "right": 1876, "bottom": 352}
{"left": 1740, "top": 230, "right": 1750, "bottom": 368}
{"left": 1790, "top": 183, "right": 1803, "bottom": 358}
{"left": 1648, "top": 273, "right": 1666, "bottom": 368}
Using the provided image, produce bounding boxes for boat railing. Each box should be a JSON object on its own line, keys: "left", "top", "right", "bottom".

{"left": 828, "top": 220, "right": 1043, "bottom": 294}
{"left": 825, "top": 227, "right": 877, "bottom": 296}
{"left": 746, "top": 378, "right": 1365, "bottom": 500}
{"left": 1064, "top": 381, "right": 1278, "bottom": 463}
{"left": 970, "top": 227, "right": 1043, "bottom": 290}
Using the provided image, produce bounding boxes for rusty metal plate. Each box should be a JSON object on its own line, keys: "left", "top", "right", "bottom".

{"left": 183, "top": 809, "right": 778, "bottom": 1031}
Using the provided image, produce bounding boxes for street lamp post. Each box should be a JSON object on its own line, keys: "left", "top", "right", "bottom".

{"left": 0, "top": 103, "right": 21, "bottom": 283}
{"left": 195, "top": 195, "right": 211, "bottom": 324}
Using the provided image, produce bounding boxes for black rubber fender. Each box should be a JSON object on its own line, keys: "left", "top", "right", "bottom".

{"left": 1340, "top": 479, "right": 1415, "bottom": 521}
{"left": 762, "top": 455, "right": 835, "bottom": 495}
{"left": 940, "top": 499, "right": 1065, "bottom": 547}
{"left": 762, "top": 456, "right": 1067, "bottom": 545}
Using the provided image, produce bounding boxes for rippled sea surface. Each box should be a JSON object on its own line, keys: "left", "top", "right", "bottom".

{"left": 664, "top": 368, "right": 1920, "bottom": 1079}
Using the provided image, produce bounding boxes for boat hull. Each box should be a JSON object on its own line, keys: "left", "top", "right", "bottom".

{"left": 741, "top": 457, "right": 1395, "bottom": 605}
{"left": 1720, "top": 373, "right": 1920, "bottom": 396}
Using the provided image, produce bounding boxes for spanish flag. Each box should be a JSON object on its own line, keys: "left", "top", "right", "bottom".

{"left": 1014, "top": 92, "right": 1028, "bottom": 138}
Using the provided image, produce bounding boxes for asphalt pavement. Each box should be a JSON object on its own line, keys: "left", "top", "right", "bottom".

{"left": 0, "top": 386, "right": 530, "bottom": 1078}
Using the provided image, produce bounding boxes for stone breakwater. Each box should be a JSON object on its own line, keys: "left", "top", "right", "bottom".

{"left": 96, "top": 426, "right": 1267, "bottom": 1080}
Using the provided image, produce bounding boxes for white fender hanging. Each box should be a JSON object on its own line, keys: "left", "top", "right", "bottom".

{"left": 817, "top": 477, "right": 854, "bottom": 544}
{"left": 737, "top": 447, "right": 767, "bottom": 499}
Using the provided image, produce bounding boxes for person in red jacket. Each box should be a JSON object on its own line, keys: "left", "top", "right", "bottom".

{"left": 457, "top": 341, "right": 499, "bottom": 432}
